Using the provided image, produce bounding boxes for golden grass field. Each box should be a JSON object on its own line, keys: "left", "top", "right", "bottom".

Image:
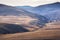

{"left": 0, "top": 19, "right": 60, "bottom": 40}
{"left": 0, "top": 29, "right": 60, "bottom": 40}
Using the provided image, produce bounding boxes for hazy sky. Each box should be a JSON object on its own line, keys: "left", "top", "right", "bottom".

{"left": 0, "top": 0, "right": 60, "bottom": 6}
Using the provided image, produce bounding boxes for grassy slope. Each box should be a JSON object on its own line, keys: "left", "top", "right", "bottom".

{"left": 0, "top": 29, "right": 60, "bottom": 40}
{"left": 0, "top": 22, "right": 60, "bottom": 40}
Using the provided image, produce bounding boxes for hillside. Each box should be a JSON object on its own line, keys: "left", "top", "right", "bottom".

{"left": 0, "top": 4, "right": 48, "bottom": 31}
{"left": 16, "top": 2, "right": 60, "bottom": 22}
{"left": 36, "top": 2, "right": 60, "bottom": 22}
{"left": 0, "top": 22, "right": 60, "bottom": 40}
{"left": 0, "top": 24, "right": 60, "bottom": 40}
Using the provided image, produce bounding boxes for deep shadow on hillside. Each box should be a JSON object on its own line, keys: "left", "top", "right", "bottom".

{"left": 0, "top": 23, "right": 29, "bottom": 34}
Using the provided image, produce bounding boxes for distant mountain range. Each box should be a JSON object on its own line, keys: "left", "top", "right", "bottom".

{"left": 16, "top": 2, "right": 60, "bottom": 22}
{"left": 16, "top": 6, "right": 33, "bottom": 10}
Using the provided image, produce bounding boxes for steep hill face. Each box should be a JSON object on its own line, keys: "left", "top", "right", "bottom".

{"left": 16, "top": 2, "right": 60, "bottom": 22}
{"left": 35, "top": 2, "right": 60, "bottom": 22}
{"left": 0, "top": 4, "right": 48, "bottom": 31}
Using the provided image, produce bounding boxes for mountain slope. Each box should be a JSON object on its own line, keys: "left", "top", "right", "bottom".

{"left": 0, "top": 4, "right": 48, "bottom": 31}
{"left": 16, "top": 6, "right": 34, "bottom": 15}
{"left": 0, "top": 4, "right": 48, "bottom": 25}
{"left": 16, "top": 2, "right": 60, "bottom": 22}
{"left": 35, "top": 2, "right": 60, "bottom": 22}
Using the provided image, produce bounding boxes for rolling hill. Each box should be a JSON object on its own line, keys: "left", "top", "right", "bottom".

{"left": 0, "top": 22, "right": 60, "bottom": 40}
{"left": 35, "top": 2, "right": 60, "bottom": 22}
{"left": 16, "top": 2, "right": 60, "bottom": 22}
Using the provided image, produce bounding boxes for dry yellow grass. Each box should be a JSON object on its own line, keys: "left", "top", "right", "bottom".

{"left": 0, "top": 29, "right": 60, "bottom": 40}
{"left": 0, "top": 21, "right": 60, "bottom": 40}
